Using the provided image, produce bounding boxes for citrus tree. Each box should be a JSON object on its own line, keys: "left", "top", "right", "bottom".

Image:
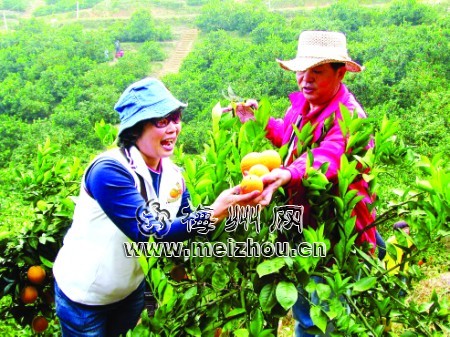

{"left": 128, "top": 100, "right": 449, "bottom": 336}
{"left": 0, "top": 98, "right": 447, "bottom": 336}
{"left": 0, "top": 139, "right": 84, "bottom": 334}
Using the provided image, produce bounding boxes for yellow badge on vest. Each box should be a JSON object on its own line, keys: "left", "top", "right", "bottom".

{"left": 168, "top": 182, "right": 182, "bottom": 203}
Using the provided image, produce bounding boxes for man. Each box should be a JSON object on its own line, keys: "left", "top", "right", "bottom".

{"left": 227, "top": 30, "right": 377, "bottom": 336}
{"left": 261, "top": 30, "right": 377, "bottom": 337}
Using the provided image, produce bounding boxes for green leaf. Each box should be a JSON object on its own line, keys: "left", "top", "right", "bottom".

{"left": 36, "top": 200, "right": 48, "bottom": 212}
{"left": 233, "top": 329, "right": 249, "bottom": 337}
{"left": 316, "top": 283, "right": 331, "bottom": 301}
{"left": 225, "top": 307, "right": 246, "bottom": 318}
{"left": 255, "top": 96, "right": 271, "bottom": 128}
{"left": 185, "top": 325, "right": 202, "bottom": 336}
{"left": 212, "top": 268, "right": 230, "bottom": 291}
{"left": 39, "top": 255, "right": 54, "bottom": 268}
{"left": 256, "top": 257, "right": 286, "bottom": 277}
{"left": 400, "top": 332, "right": 419, "bottom": 337}
{"left": 250, "top": 309, "right": 264, "bottom": 336}
{"left": 212, "top": 101, "right": 223, "bottom": 134}
{"left": 182, "top": 286, "right": 198, "bottom": 304}
{"left": 310, "top": 305, "right": 328, "bottom": 333}
{"left": 275, "top": 281, "right": 298, "bottom": 311}
{"left": 353, "top": 276, "right": 377, "bottom": 292}
{"left": 333, "top": 240, "right": 345, "bottom": 266}
{"left": 258, "top": 330, "right": 275, "bottom": 337}
{"left": 162, "top": 283, "right": 175, "bottom": 305}
{"left": 196, "top": 178, "right": 214, "bottom": 192}
{"left": 259, "top": 283, "right": 277, "bottom": 313}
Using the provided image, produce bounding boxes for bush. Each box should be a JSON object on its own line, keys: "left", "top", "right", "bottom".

{"left": 196, "top": 0, "right": 270, "bottom": 35}
{"left": 140, "top": 41, "right": 166, "bottom": 62}
{"left": 384, "top": 0, "right": 436, "bottom": 26}
{"left": 119, "top": 10, "right": 173, "bottom": 43}
{"left": 0, "top": 0, "right": 27, "bottom": 11}
{"left": 33, "top": 0, "right": 104, "bottom": 16}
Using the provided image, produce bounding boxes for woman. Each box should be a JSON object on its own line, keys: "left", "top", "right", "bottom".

{"left": 53, "top": 77, "right": 258, "bottom": 337}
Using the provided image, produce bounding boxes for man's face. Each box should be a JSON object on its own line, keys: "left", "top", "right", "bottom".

{"left": 295, "top": 63, "right": 346, "bottom": 108}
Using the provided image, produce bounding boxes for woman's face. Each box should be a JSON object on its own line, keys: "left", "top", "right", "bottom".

{"left": 135, "top": 112, "right": 182, "bottom": 170}
{"left": 295, "top": 63, "right": 346, "bottom": 109}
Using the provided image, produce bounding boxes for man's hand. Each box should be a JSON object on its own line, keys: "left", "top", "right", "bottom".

{"left": 253, "top": 168, "right": 292, "bottom": 207}
{"left": 221, "top": 99, "right": 259, "bottom": 123}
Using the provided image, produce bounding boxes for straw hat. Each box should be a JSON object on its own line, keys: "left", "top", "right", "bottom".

{"left": 277, "top": 31, "right": 363, "bottom": 73}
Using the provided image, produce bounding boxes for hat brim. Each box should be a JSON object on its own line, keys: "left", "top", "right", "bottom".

{"left": 118, "top": 99, "right": 187, "bottom": 135}
{"left": 277, "top": 57, "right": 363, "bottom": 73}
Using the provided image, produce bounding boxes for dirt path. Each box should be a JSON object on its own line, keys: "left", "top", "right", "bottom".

{"left": 154, "top": 28, "right": 199, "bottom": 78}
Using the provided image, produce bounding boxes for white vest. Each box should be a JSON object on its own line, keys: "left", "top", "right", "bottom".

{"left": 53, "top": 146, "right": 184, "bottom": 305}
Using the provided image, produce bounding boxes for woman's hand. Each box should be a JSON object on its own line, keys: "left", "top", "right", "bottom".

{"left": 210, "top": 185, "right": 261, "bottom": 222}
{"left": 254, "top": 168, "right": 291, "bottom": 207}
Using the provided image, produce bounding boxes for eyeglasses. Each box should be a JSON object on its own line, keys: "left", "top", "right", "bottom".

{"left": 151, "top": 110, "right": 182, "bottom": 128}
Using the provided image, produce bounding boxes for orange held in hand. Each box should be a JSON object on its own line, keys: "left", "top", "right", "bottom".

{"left": 248, "top": 164, "right": 270, "bottom": 177}
{"left": 259, "top": 150, "right": 282, "bottom": 171}
{"left": 27, "top": 265, "right": 46, "bottom": 285}
{"left": 240, "top": 152, "right": 261, "bottom": 173}
{"left": 240, "top": 150, "right": 282, "bottom": 174}
{"left": 21, "top": 285, "right": 38, "bottom": 304}
{"left": 240, "top": 174, "right": 264, "bottom": 194}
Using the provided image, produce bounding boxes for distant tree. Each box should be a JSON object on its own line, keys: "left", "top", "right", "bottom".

{"left": 196, "top": 0, "right": 270, "bottom": 35}
{"left": 119, "top": 10, "right": 173, "bottom": 43}
{"left": 0, "top": 0, "right": 27, "bottom": 11}
{"left": 186, "top": 0, "right": 208, "bottom": 5}
{"left": 384, "top": 0, "right": 436, "bottom": 26}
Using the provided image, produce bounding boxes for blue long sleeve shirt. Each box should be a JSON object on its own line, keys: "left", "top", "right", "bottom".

{"left": 85, "top": 159, "right": 193, "bottom": 242}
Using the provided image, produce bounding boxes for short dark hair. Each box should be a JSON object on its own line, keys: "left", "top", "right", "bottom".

{"left": 117, "top": 119, "right": 149, "bottom": 148}
{"left": 330, "top": 62, "right": 346, "bottom": 71}
{"left": 117, "top": 107, "right": 184, "bottom": 148}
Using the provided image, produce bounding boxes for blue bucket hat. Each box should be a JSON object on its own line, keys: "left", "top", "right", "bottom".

{"left": 115, "top": 77, "right": 187, "bottom": 135}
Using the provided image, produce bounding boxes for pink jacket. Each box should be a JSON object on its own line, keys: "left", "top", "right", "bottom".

{"left": 266, "top": 84, "right": 376, "bottom": 249}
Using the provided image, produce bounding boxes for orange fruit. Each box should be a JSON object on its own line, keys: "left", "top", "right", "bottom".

{"left": 27, "top": 265, "right": 46, "bottom": 285}
{"left": 21, "top": 286, "right": 38, "bottom": 304}
{"left": 240, "top": 174, "right": 263, "bottom": 194}
{"left": 240, "top": 152, "right": 261, "bottom": 173}
{"left": 32, "top": 316, "right": 49, "bottom": 333}
{"left": 214, "top": 327, "right": 222, "bottom": 337}
{"left": 248, "top": 164, "right": 270, "bottom": 177}
{"left": 170, "top": 264, "right": 188, "bottom": 281}
{"left": 259, "top": 150, "right": 282, "bottom": 171}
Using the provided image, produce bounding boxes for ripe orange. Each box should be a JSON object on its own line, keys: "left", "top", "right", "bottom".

{"left": 214, "top": 327, "right": 222, "bottom": 337}
{"left": 240, "top": 152, "right": 261, "bottom": 173}
{"left": 32, "top": 316, "right": 49, "bottom": 333}
{"left": 21, "top": 286, "right": 38, "bottom": 304}
{"left": 248, "top": 164, "right": 270, "bottom": 177}
{"left": 170, "top": 264, "right": 188, "bottom": 282}
{"left": 259, "top": 150, "right": 282, "bottom": 171}
{"left": 240, "top": 174, "right": 264, "bottom": 194}
{"left": 27, "top": 265, "right": 46, "bottom": 285}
